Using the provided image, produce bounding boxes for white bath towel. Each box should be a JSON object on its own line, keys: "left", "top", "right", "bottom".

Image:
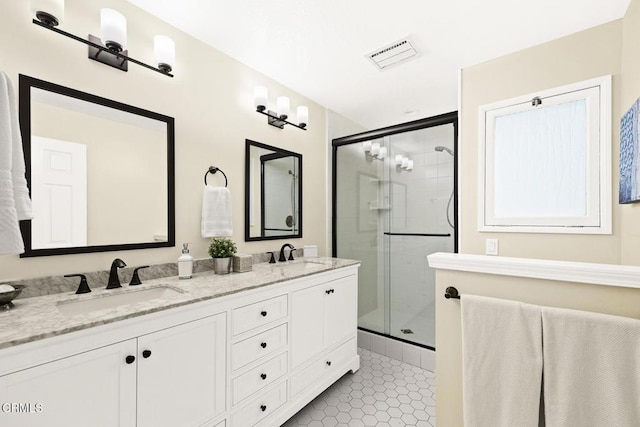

{"left": 201, "top": 186, "right": 232, "bottom": 237}
{"left": 542, "top": 306, "right": 640, "bottom": 427}
{"left": 461, "top": 294, "right": 542, "bottom": 427}
{"left": 0, "top": 71, "right": 32, "bottom": 255}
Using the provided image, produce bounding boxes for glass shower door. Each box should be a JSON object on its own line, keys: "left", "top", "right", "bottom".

{"left": 386, "top": 124, "right": 455, "bottom": 348}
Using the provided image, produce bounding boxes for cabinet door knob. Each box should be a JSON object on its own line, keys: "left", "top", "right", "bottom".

{"left": 261, "top": 310, "right": 267, "bottom": 317}
{"left": 142, "top": 350, "right": 152, "bottom": 359}
{"left": 260, "top": 405, "right": 267, "bottom": 412}
{"left": 260, "top": 373, "right": 267, "bottom": 380}
{"left": 125, "top": 355, "right": 136, "bottom": 364}
{"left": 326, "top": 360, "right": 332, "bottom": 366}
{"left": 331, "top": 289, "right": 335, "bottom": 294}
{"left": 325, "top": 289, "right": 331, "bottom": 294}
{"left": 260, "top": 342, "right": 267, "bottom": 349}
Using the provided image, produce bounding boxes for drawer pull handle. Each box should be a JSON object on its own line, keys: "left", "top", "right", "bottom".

{"left": 260, "top": 405, "right": 267, "bottom": 412}
{"left": 326, "top": 360, "right": 332, "bottom": 366}
{"left": 261, "top": 310, "right": 268, "bottom": 317}
{"left": 261, "top": 342, "right": 267, "bottom": 349}
{"left": 125, "top": 355, "right": 136, "bottom": 364}
{"left": 325, "top": 289, "right": 335, "bottom": 294}
{"left": 142, "top": 350, "right": 152, "bottom": 359}
{"left": 260, "top": 373, "right": 267, "bottom": 380}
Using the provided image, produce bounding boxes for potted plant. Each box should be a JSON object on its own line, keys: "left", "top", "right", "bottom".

{"left": 208, "top": 237, "right": 237, "bottom": 275}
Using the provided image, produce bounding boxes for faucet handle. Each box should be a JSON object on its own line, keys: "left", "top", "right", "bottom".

{"left": 65, "top": 274, "right": 91, "bottom": 294}
{"left": 266, "top": 252, "right": 276, "bottom": 264}
{"left": 129, "top": 266, "right": 150, "bottom": 286}
{"left": 288, "top": 247, "right": 295, "bottom": 261}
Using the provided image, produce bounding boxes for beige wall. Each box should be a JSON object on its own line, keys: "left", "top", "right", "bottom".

{"left": 459, "top": 20, "right": 623, "bottom": 263}
{"left": 439, "top": 2, "right": 640, "bottom": 424}
{"left": 0, "top": 0, "right": 331, "bottom": 280}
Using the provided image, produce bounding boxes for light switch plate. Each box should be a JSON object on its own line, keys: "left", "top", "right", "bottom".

{"left": 485, "top": 239, "right": 499, "bottom": 255}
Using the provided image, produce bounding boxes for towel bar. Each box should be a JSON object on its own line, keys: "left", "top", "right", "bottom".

{"left": 204, "top": 166, "right": 228, "bottom": 187}
{"left": 444, "top": 286, "right": 460, "bottom": 299}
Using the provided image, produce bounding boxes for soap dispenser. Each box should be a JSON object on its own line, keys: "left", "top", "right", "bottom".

{"left": 178, "top": 243, "right": 193, "bottom": 279}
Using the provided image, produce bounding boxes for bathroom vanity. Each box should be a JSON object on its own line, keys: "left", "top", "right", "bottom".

{"left": 0, "top": 258, "right": 359, "bottom": 427}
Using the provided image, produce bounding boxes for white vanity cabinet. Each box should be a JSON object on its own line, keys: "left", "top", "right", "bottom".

{"left": 0, "top": 262, "right": 359, "bottom": 427}
{"left": 0, "top": 313, "right": 226, "bottom": 427}
{"left": 290, "top": 274, "right": 358, "bottom": 369}
{"left": 0, "top": 339, "right": 137, "bottom": 427}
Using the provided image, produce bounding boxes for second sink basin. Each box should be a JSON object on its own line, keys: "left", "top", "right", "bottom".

{"left": 57, "top": 285, "right": 184, "bottom": 316}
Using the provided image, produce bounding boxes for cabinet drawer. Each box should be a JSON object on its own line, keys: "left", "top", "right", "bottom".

{"left": 291, "top": 338, "right": 356, "bottom": 397}
{"left": 232, "top": 352, "right": 288, "bottom": 405}
{"left": 232, "top": 324, "right": 288, "bottom": 370}
{"left": 231, "top": 381, "right": 287, "bottom": 427}
{"left": 233, "top": 295, "right": 288, "bottom": 336}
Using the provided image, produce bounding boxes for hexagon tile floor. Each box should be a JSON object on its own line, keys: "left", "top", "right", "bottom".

{"left": 282, "top": 348, "right": 436, "bottom": 427}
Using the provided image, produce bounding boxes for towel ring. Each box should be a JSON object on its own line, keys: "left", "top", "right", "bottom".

{"left": 204, "top": 166, "right": 228, "bottom": 187}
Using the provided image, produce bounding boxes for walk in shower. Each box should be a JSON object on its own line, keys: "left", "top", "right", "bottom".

{"left": 332, "top": 113, "right": 457, "bottom": 349}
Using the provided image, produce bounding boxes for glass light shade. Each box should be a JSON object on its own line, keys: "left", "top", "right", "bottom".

{"left": 362, "top": 141, "right": 372, "bottom": 152}
{"left": 101, "top": 8, "right": 127, "bottom": 51}
{"left": 297, "top": 106, "right": 309, "bottom": 127}
{"left": 406, "top": 160, "right": 414, "bottom": 171}
{"left": 276, "top": 96, "right": 290, "bottom": 119}
{"left": 154, "top": 35, "right": 175, "bottom": 72}
{"left": 254, "top": 86, "right": 268, "bottom": 111}
{"left": 371, "top": 142, "right": 380, "bottom": 156}
{"left": 31, "top": 0, "right": 64, "bottom": 25}
{"left": 395, "top": 154, "right": 404, "bottom": 166}
{"left": 378, "top": 147, "right": 387, "bottom": 159}
{"left": 402, "top": 157, "right": 409, "bottom": 168}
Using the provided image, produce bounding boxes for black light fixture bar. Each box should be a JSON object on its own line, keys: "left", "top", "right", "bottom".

{"left": 256, "top": 108, "right": 307, "bottom": 131}
{"left": 32, "top": 19, "right": 174, "bottom": 78}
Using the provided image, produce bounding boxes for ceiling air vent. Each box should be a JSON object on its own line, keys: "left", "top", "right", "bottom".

{"left": 366, "top": 37, "right": 418, "bottom": 71}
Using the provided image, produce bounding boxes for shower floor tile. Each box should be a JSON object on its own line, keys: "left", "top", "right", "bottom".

{"left": 282, "top": 348, "right": 436, "bottom": 426}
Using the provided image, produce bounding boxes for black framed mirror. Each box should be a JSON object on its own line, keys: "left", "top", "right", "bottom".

{"left": 245, "top": 139, "right": 302, "bottom": 241}
{"left": 19, "top": 75, "right": 175, "bottom": 257}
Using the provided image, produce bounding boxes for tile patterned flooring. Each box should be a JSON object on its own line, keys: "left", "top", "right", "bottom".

{"left": 282, "top": 348, "right": 437, "bottom": 426}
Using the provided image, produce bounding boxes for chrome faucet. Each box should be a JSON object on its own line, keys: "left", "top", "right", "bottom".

{"left": 278, "top": 244, "right": 295, "bottom": 262}
{"left": 106, "top": 258, "right": 127, "bottom": 289}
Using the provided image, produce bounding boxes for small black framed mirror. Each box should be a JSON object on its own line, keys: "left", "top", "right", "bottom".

{"left": 245, "top": 139, "right": 302, "bottom": 241}
{"left": 19, "top": 75, "right": 175, "bottom": 257}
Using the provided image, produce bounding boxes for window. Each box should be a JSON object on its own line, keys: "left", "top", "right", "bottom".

{"left": 478, "top": 75, "right": 611, "bottom": 234}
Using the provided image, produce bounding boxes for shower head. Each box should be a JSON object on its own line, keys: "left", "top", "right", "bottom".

{"left": 435, "top": 146, "right": 454, "bottom": 156}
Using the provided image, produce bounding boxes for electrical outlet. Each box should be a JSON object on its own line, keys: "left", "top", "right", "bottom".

{"left": 485, "top": 239, "right": 499, "bottom": 255}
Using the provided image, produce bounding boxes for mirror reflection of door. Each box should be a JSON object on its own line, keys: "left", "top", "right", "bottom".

{"left": 31, "top": 136, "right": 87, "bottom": 249}
{"left": 262, "top": 155, "right": 299, "bottom": 237}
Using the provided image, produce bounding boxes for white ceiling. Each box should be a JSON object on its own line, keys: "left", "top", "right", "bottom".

{"left": 127, "top": 0, "right": 629, "bottom": 129}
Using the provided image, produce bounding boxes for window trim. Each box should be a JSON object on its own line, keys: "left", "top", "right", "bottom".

{"left": 478, "top": 75, "right": 612, "bottom": 234}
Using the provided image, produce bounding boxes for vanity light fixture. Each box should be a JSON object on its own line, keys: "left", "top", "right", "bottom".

{"left": 394, "top": 154, "right": 413, "bottom": 171}
{"left": 364, "top": 141, "right": 387, "bottom": 161}
{"left": 31, "top": 1, "right": 175, "bottom": 78}
{"left": 253, "top": 86, "right": 308, "bottom": 130}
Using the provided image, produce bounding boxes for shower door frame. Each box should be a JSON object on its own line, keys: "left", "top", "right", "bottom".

{"left": 331, "top": 111, "right": 458, "bottom": 350}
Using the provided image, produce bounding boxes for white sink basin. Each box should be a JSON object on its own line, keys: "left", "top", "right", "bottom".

{"left": 57, "top": 285, "right": 184, "bottom": 316}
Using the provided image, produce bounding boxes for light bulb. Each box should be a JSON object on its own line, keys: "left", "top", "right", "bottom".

{"left": 297, "top": 106, "right": 309, "bottom": 128}
{"left": 371, "top": 142, "right": 380, "bottom": 156}
{"left": 402, "top": 157, "right": 409, "bottom": 168}
{"left": 254, "top": 86, "right": 268, "bottom": 112}
{"left": 154, "top": 35, "right": 175, "bottom": 73}
{"left": 395, "top": 155, "right": 404, "bottom": 166}
{"left": 378, "top": 147, "right": 387, "bottom": 159}
{"left": 276, "top": 96, "right": 290, "bottom": 120}
{"left": 363, "top": 141, "right": 372, "bottom": 152}
{"left": 101, "top": 8, "right": 127, "bottom": 52}
{"left": 406, "top": 160, "right": 414, "bottom": 171}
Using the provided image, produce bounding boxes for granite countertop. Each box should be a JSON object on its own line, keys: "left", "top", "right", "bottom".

{"left": 0, "top": 257, "right": 360, "bottom": 351}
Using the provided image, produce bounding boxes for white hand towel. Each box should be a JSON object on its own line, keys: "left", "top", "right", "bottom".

{"left": 5, "top": 72, "right": 32, "bottom": 221}
{"left": 461, "top": 294, "right": 542, "bottom": 427}
{"left": 0, "top": 72, "right": 31, "bottom": 255}
{"left": 542, "top": 307, "right": 640, "bottom": 427}
{"left": 201, "top": 186, "right": 232, "bottom": 238}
